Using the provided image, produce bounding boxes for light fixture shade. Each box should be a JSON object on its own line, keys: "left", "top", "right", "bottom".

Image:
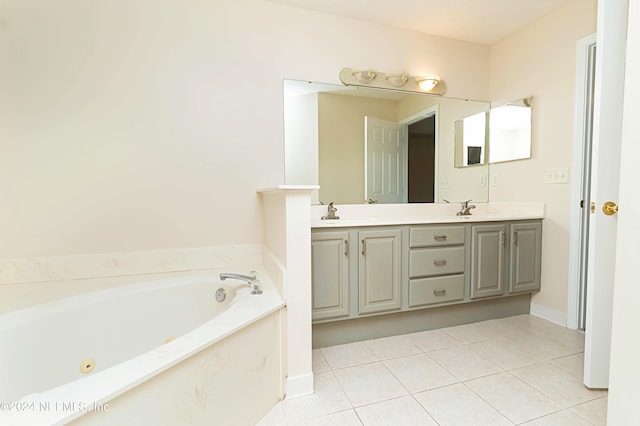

{"left": 385, "top": 73, "right": 409, "bottom": 87}
{"left": 417, "top": 77, "right": 440, "bottom": 91}
{"left": 352, "top": 69, "right": 377, "bottom": 84}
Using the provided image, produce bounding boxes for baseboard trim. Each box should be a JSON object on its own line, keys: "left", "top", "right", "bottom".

{"left": 285, "top": 373, "right": 314, "bottom": 399}
{"left": 530, "top": 303, "right": 567, "bottom": 327}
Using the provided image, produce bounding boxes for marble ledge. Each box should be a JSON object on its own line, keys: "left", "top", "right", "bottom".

{"left": 311, "top": 202, "right": 544, "bottom": 228}
{"left": 0, "top": 244, "right": 263, "bottom": 286}
{"left": 256, "top": 185, "right": 319, "bottom": 195}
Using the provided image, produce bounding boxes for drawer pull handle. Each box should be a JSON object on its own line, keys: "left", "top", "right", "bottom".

{"left": 433, "top": 234, "right": 448, "bottom": 241}
{"left": 345, "top": 240, "right": 349, "bottom": 257}
{"left": 361, "top": 239, "right": 366, "bottom": 256}
{"left": 433, "top": 259, "right": 447, "bottom": 266}
{"left": 433, "top": 289, "right": 447, "bottom": 296}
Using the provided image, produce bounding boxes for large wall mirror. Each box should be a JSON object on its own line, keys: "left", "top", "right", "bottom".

{"left": 283, "top": 79, "right": 491, "bottom": 205}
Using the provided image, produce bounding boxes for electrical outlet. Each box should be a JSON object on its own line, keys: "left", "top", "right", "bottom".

{"left": 439, "top": 178, "right": 449, "bottom": 189}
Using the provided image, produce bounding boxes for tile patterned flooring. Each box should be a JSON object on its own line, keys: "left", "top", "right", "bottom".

{"left": 258, "top": 315, "right": 608, "bottom": 426}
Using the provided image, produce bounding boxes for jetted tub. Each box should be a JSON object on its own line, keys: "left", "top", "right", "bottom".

{"left": 0, "top": 274, "right": 285, "bottom": 425}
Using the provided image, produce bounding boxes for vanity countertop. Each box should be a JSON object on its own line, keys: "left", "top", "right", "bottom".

{"left": 310, "top": 202, "right": 544, "bottom": 228}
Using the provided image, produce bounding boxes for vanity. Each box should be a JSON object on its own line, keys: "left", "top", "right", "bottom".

{"left": 310, "top": 203, "right": 543, "bottom": 347}
{"left": 283, "top": 78, "right": 539, "bottom": 347}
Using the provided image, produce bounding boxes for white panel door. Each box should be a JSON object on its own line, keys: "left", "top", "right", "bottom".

{"left": 365, "top": 116, "right": 406, "bottom": 204}
{"left": 584, "top": 0, "right": 628, "bottom": 388}
{"left": 608, "top": 0, "right": 640, "bottom": 420}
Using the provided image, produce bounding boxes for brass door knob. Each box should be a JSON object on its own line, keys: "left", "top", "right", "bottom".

{"left": 602, "top": 201, "right": 619, "bottom": 216}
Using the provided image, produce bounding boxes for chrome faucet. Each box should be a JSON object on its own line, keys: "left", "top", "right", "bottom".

{"left": 457, "top": 200, "right": 476, "bottom": 216}
{"left": 321, "top": 202, "right": 340, "bottom": 220}
{"left": 219, "top": 271, "right": 263, "bottom": 295}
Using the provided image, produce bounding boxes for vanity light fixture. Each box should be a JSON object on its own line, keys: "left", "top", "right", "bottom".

{"left": 339, "top": 67, "right": 447, "bottom": 96}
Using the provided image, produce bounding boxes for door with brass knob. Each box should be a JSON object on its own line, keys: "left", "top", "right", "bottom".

{"left": 602, "top": 201, "right": 619, "bottom": 216}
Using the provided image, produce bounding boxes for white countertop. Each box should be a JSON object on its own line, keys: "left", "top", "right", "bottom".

{"left": 311, "top": 202, "right": 544, "bottom": 228}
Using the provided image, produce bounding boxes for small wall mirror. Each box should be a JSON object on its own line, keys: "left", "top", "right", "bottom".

{"left": 489, "top": 98, "right": 532, "bottom": 163}
{"left": 454, "top": 111, "right": 488, "bottom": 168}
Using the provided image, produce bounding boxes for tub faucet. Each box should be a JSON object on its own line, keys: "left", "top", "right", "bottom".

{"left": 219, "top": 271, "right": 263, "bottom": 295}
{"left": 457, "top": 200, "right": 476, "bottom": 216}
{"left": 321, "top": 202, "right": 340, "bottom": 220}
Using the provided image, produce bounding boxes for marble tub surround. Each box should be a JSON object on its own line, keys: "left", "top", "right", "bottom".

{"left": 0, "top": 244, "right": 264, "bottom": 313}
{"left": 311, "top": 202, "right": 544, "bottom": 228}
{"left": 0, "top": 273, "right": 285, "bottom": 425}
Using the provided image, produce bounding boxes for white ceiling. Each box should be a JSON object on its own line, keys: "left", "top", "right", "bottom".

{"left": 269, "top": 0, "right": 572, "bottom": 45}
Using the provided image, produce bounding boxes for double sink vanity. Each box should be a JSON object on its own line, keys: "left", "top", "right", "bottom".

{"left": 283, "top": 78, "right": 542, "bottom": 346}
{"left": 310, "top": 202, "right": 543, "bottom": 346}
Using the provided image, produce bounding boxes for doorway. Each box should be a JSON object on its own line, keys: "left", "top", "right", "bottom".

{"left": 400, "top": 105, "right": 439, "bottom": 203}
{"left": 407, "top": 116, "right": 436, "bottom": 203}
{"left": 568, "top": 34, "right": 597, "bottom": 331}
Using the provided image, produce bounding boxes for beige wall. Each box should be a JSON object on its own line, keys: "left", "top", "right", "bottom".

{"left": 489, "top": 0, "right": 598, "bottom": 316}
{"left": 1, "top": 0, "right": 490, "bottom": 260}
{"left": 2, "top": 0, "right": 595, "bottom": 321}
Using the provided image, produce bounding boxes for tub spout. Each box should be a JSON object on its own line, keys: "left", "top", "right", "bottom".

{"left": 219, "top": 271, "right": 263, "bottom": 295}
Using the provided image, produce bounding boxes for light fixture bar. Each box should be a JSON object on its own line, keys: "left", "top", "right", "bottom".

{"left": 339, "top": 67, "right": 447, "bottom": 96}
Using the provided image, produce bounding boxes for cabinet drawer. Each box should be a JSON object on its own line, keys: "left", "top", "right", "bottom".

{"left": 409, "top": 246, "right": 465, "bottom": 277}
{"left": 409, "top": 275, "right": 465, "bottom": 307}
{"left": 410, "top": 225, "right": 465, "bottom": 247}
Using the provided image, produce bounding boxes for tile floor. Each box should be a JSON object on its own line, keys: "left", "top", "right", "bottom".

{"left": 258, "top": 314, "right": 608, "bottom": 426}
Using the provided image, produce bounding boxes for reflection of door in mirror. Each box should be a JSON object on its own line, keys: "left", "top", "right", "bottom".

{"left": 365, "top": 117, "right": 406, "bottom": 204}
{"left": 364, "top": 116, "right": 436, "bottom": 204}
{"left": 489, "top": 103, "right": 532, "bottom": 163}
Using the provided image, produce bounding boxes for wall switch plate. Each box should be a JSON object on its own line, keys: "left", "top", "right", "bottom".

{"left": 545, "top": 168, "right": 570, "bottom": 184}
{"left": 490, "top": 174, "right": 499, "bottom": 186}
{"left": 479, "top": 174, "right": 487, "bottom": 187}
{"left": 439, "top": 178, "right": 449, "bottom": 189}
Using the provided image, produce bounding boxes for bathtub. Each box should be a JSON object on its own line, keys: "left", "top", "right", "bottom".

{"left": 0, "top": 273, "right": 285, "bottom": 425}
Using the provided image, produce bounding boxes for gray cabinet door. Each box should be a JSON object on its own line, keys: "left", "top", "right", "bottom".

{"left": 358, "top": 229, "right": 402, "bottom": 314}
{"left": 509, "top": 222, "right": 542, "bottom": 293}
{"left": 311, "top": 231, "right": 350, "bottom": 321}
{"left": 471, "top": 224, "right": 506, "bottom": 299}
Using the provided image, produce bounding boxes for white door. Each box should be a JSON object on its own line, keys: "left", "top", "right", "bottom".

{"left": 608, "top": 0, "right": 640, "bottom": 419}
{"left": 583, "top": 0, "right": 628, "bottom": 388}
{"left": 365, "top": 117, "right": 406, "bottom": 204}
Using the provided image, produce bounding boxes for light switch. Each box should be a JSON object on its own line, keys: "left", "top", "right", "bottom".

{"left": 545, "top": 168, "right": 570, "bottom": 184}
